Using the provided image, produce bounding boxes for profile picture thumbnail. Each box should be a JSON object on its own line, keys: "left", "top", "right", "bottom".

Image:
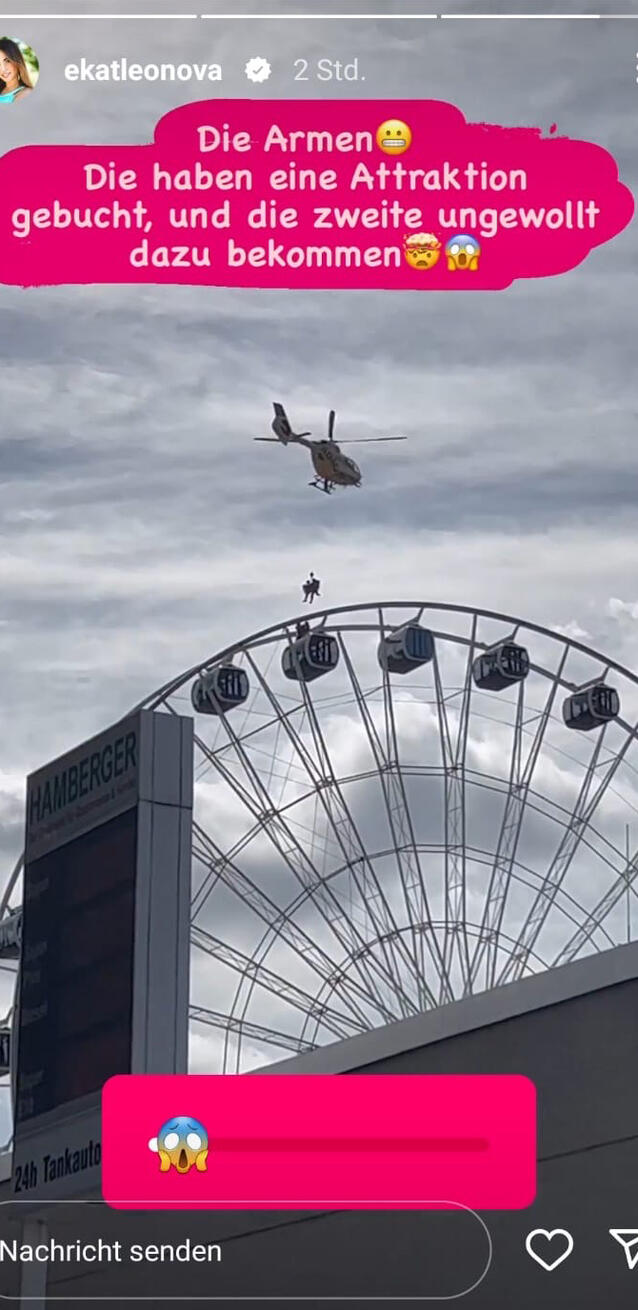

{"left": 0, "top": 36, "right": 39, "bottom": 106}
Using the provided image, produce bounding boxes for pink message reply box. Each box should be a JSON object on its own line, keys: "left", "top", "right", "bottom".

{"left": 101, "top": 1074, "right": 536, "bottom": 1210}
{"left": 0, "top": 99, "right": 633, "bottom": 291}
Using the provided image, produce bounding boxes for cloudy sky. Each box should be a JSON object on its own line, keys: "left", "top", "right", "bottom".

{"left": 1, "top": 0, "right": 637, "bottom": 1132}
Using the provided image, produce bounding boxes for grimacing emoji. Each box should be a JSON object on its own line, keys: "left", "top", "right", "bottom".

{"left": 148, "top": 1116, "right": 209, "bottom": 1174}
{"left": 403, "top": 233, "right": 442, "bottom": 270}
{"left": 376, "top": 119, "right": 412, "bottom": 155}
{"left": 445, "top": 234, "right": 481, "bottom": 271}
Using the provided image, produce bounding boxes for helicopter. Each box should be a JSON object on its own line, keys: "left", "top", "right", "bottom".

{"left": 254, "top": 402, "right": 407, "bottom": 494}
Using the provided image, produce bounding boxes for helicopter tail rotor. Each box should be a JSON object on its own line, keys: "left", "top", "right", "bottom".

{"left": 270, "top": 402, "right": 311, "bottom": 443}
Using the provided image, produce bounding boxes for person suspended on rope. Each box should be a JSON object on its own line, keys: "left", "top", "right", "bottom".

{"left": 302, "top": 572, "right": 321, "bottom": 604}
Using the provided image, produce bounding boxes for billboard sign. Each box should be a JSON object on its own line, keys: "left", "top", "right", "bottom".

{"left": 11, "top": 709, "right": 193, "bottom": 1202}
{"left": 25, "top": 720, "right": 139, "bottom": 862}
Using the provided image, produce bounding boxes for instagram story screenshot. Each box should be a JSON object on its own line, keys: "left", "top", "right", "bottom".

{"left": 0, "top": 0, "right": 636, "bottom": 1305}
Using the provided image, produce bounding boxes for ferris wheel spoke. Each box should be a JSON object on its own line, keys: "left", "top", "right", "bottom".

{"left": 241, "top": 644, "right": 421, "bottom": 1019}
{"left": 335, "top": 622, "right": 443, "bottom": 1010}
{"left": 190, "top": 1005, "right": 317, "bottom": 1056}
{"left": 293, "top": 659, "right": 420, "bottom": 1018}
{"left": 309, "top": 916, "right": 554, "bottom": 1043}
{"left": 551, "top": 839, "right": 638, "bottom": 966}
{"left": 339, "top": 628, "right": 421, "bottom": 987}
{"left": 0, "top": 853, "right": 23, "bottom": 919}
{"left": 228, "top": 888, "right": 403, "bottom": 1042}
{"left": 499, "top": 721, "right": 638, "bottom": 985}
{"left": 192, "top": 927, "right": 363, "bottom": 1039}
{"left": 467, "top": 681, "right": 525, "bottom": 990}
{"left": 499, "top": 728, "right": 607, "bottom": 985}
{"left": 194, "top": 712, "right": 416, "bottom": 1025}
{"left": 450, "top": 842, "right": 618, "bottom": 952}
{"left": 193, "top": 822, "right": 403, "bottom": 1035}
{"left": 191, "top": 811, "right": 390, "bottom": 1030}
{"left": 377, "top": 606, "right": 455, "bottom": 1004}
{"left": 192, "top": 819, "right": 267, "bottom": 918}
{"left": 377, "top": 607, "right": 455, "bottom": 995}
{"left": 433, "top": 616, "right": 477, "bottom": 998}
{"left": 472, "top": 645, "right": 570, "bottom": 989}
{"left": 381, "top": 664, "right": 455, "bottom": 1004}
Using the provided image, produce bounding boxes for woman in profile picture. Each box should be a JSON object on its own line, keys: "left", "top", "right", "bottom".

{"left": 0, "top": 37, "right": 34, "bottom": 104}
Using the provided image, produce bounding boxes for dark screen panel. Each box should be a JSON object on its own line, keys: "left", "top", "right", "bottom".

{"left": 16, "top": 808, "right": 137, "bottom": 1122}
{"left": 56, "top": 887, "right": 134, "bottom": 973}
{"left": 54, "top": 1024, "right": 133, "bottom": 1105}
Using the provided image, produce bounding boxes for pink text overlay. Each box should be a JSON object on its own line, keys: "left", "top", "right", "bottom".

{"left": 0, "top": 99, "right": 633, "bottom": 291}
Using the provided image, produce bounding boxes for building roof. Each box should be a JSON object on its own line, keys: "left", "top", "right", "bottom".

{"left": 257, "top": 940, "right": 638, "bottom": 1074}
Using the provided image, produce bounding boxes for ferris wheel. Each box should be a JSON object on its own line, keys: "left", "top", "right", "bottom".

{"left": 3, "top": 601, "right": 638, "bottom": 1082}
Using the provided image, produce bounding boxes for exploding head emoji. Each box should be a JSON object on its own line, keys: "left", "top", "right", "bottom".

{"left": 148, "top": 1117, "right": 209, "bottom": 1174}
{"left": 403, "top": 232, "right": 442, "bottom": 270}
{"left": 445, "top": 235, "right": 481, "bottom": 271}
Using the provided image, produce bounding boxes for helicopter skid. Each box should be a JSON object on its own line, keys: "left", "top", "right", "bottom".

{"left": 309, "top": 479, "right": 333, "bottom": 495}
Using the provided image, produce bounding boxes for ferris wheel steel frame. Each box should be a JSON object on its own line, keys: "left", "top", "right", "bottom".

{"left": 145, "top": 600, "right": 638, "bottom": 1068}
{"left": 3, "top": 600, "right": 638, "bottom": 1080}
{"left": 141, "top": 601, "right": 638, "bottom": 1065}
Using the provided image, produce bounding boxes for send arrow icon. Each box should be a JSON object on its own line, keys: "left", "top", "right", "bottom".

{"left": 609, "top": 1230, "right": 638, "bottom": 1270}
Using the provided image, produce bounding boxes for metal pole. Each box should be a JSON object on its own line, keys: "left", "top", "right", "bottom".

{"left": 19, "top": 1218, "right": 48, "bottom": 1309}
{"left": 626, "top": 824, "right": 631, "bottom": 944}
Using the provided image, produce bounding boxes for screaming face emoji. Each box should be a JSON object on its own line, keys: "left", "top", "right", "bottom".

{"left": 445, "top": 234, "right": 481, "bottom": 270}
{"left": 404, "top": 232, "right": 442, "bottom": 270}
{"left": 376, "top": 119, "right": 412, "bottom": 155}
{"left": 148, "top": 1117, "right": 209, "bottom": 1174}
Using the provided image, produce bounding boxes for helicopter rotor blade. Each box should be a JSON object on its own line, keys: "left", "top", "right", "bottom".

{"left": 254, "top": 438, "right": 282, "bottom": 442}
{"left": 338, "top": 436, "right": 407, "bottom": 444}
{"left": 328, "top": 409, "right": 336, "bottom": 440}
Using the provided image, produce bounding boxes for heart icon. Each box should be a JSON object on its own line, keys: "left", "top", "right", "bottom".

{"left": 525, "top": 1229, "right": 574, "bottom": 1271}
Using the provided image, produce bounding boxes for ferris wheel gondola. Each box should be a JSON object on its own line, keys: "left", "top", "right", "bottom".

{"left": 191, "top": 664, "right": 250, "bottom": 715}
{"left": 472, "top": 641, "right": 530, "bottom": 692}
{"left": 563, "top": 681, "right": 620, "bottom": 731}
{"left": 282, "top": 629, "right": 340, "bottom": 682}
{"left": 378, "top": 623, "right": 435, "bottom": 674}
